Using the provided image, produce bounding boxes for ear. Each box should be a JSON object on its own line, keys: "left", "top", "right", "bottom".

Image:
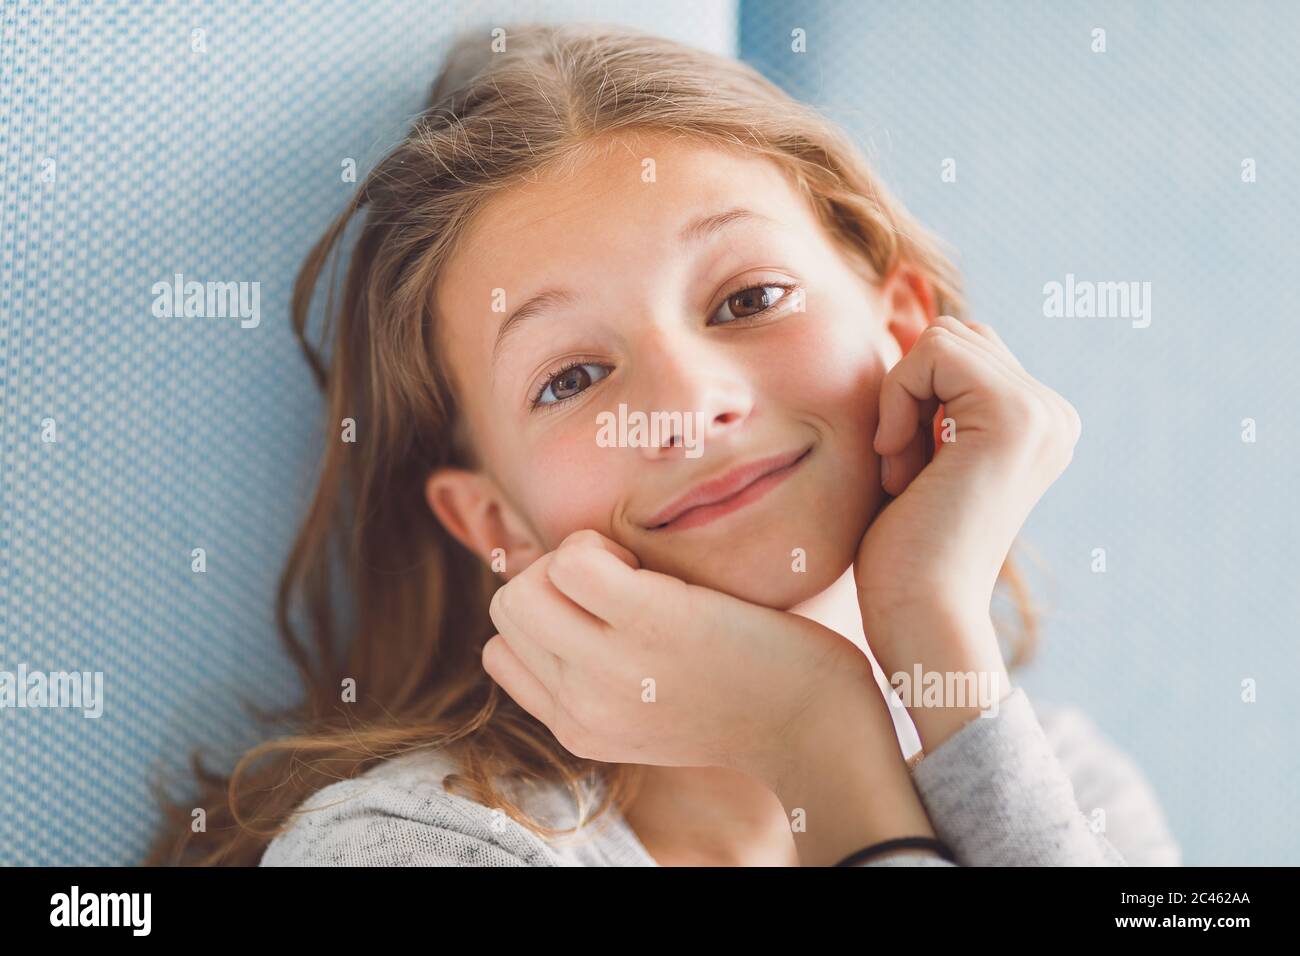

{"left": 880, "top": 263, "right": 938, "bottom": 362}
{"left": 424, "top": 467, "right": 545, "bottom": 580}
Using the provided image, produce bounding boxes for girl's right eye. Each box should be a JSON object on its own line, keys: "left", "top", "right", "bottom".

{"left": 531, "top": 360, "right": 611, "bottom": 411}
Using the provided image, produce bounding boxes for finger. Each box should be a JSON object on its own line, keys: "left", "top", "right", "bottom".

{"left": 935, "top": 314, "right": 1028, "bottom": 379}
{"left": 943, "top": 317, "right": 1075, "bottom": 423}
{"left": 874, "top": 325, "right": 995, "bottom": 457}
{"left": 481, "top": 634, "right": 561, "bottom": 728}
{"left": 489, "top": 574, "right": 565, "bottom": 689}
{"left": 549, "top": 528, "right": 650, "bottom": 630}
{"left": 882, "top": 413, "right": 935, "bottom": 495}
{"left": 556, "top": 527, "right": 641, "bottom": 569}
{"left": 962, "top": 319, "right": 1020, "bottom": 366}
{"left": 500, "top": 555, "right": 611, "bottom": 661}
{"left": 546, "top": 541, "right": 668, "bottom": 631}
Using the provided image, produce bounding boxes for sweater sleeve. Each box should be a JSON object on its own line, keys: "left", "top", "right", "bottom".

{"left": 1027, "top": 691, "right": 1181, "bottom": 866}
{"left": 258, "top": 773, "right": 561, "bottom": 867}
{"left": 895, "top": 685, "right": 1180, "bottom": 866}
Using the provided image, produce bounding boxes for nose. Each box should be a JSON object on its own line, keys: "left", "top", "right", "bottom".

{"left": 629, "top": 325, "right": 756, "bottom": 462}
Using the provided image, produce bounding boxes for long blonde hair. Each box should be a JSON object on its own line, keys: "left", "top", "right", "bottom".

{"left": 146, "top": 21, "right": 1041, "bottom": 866}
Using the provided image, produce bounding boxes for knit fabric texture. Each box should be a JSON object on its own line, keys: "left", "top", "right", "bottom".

{"left": 260, "top": 686, "right": 1181, "bottom": 866}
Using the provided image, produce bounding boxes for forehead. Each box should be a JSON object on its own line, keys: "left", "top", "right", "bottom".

{"left": 460, "top": 135, "right": 806, "bottom": 254}
{"left": 433, "top": 134, "right": 816, "bottom": 378}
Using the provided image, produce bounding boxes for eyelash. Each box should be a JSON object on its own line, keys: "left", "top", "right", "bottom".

{"left": 527, "top": 281, "right": 801, "bottom": 413}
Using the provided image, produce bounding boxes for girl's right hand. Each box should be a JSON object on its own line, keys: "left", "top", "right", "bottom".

{"left": 483, "top": 528, "right": 881, "bottom": 789}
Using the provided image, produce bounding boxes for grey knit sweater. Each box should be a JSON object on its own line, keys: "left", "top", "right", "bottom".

{"left": 259, "top": 686, "right": 1180, "bottom": 866}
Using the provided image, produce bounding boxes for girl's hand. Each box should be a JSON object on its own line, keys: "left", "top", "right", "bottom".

{"left": 856, "top": 315, "right": 1081, "bottom": 744}
{"left": 483, "top": 528, "right": 939, "bottom": 865}
{"left": 483, "top": 529, "right": 883, "bottom": 788}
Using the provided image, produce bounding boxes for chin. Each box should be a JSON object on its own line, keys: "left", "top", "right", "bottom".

{"left": 643, "top": 541, "right": 853, "bottom": 611}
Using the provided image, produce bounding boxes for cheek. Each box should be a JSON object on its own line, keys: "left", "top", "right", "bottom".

{"left": 771, "top": 309, "right": 886, "bottom": 436}
{"left": 514, "top": 431, "right": 621, "bottom": 549}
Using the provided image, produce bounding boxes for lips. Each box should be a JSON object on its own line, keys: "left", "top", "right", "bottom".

{"left": 644, "top": 443, "right": 814, "bottom": 530}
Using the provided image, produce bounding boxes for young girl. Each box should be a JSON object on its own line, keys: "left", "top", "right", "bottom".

{"left": 147, "top": 23, "right": 1180, "bottom": 867}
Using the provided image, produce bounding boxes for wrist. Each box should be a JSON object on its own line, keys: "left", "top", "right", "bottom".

{"left": 861, "top": 591, "right": 1004, "bottom": 673}
{"left": 766, "top": 679, "right": 936, "bottom": 866}
{"left": 861, "top": 598, "right": 1012, "bottom": 753}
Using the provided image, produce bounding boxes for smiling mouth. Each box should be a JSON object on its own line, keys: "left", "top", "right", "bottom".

{"left": 648, "top": 444, "right": 814, "bottom": 531}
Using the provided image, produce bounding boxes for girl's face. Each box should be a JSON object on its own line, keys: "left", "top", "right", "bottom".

{"left": 427, "top": 133, "right": 930, "bottom": 609}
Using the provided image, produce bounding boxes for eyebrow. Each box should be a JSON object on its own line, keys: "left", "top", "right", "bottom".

{"left": 491, "top": 206, "right": 777, "bottom": 367}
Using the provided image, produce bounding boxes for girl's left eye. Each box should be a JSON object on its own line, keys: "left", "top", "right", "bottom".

{"left": 709, "top": 282, "right": 798, "bottom": 326}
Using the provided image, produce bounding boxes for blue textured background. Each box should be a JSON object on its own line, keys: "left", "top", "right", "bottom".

{"left": 3, "top": 0, "right": 1295, "bottom": 865}
{"left": 741, "top": 0, "right": 1299, "bottom": 865}
{"left": 0, "top": 0, "right": 738, "bottom": 866}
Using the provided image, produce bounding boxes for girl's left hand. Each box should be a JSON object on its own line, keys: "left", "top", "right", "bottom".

{"left": 855, "top": 315, "right": 1081, "bottom": 745}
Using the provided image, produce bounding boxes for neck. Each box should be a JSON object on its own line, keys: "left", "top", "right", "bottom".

{"left": 792, "top": 566, "right": 922, "bottom": 761}
{"left": 621, "top": 564, "right": 917, "bottom": 866}
{"left": 788, "top": 559, "right": 870, "bottom": 654}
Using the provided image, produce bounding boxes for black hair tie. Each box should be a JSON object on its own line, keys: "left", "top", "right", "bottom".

{"left": 833, "top": 836, "right": 956, "bottom": 867}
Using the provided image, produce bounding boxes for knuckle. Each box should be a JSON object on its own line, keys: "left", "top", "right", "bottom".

{"left": 523, "top": 550, "right": 552, "bottom": 583}
{"left": 554, "top": 720, "right": 589, "bottom": 758}
{"left": 918, "top": 324, "right": 954, "bottom": 348}
{"left": 1026, "top": 395, "right": 1056, "bottom": 431}
{"left": 488, "top": 582, "right": 508, "bottom": 624}
{"left": 1056, "top": 406, "right": 1082, "bottom": 470}
{"left": 520, "top": 553, "right": 559, "bottom": 597}
{"left": 1062, "top": 400, "right": 1083, "bottom": 443}
{"left": 995, "top": 388, "right": 1045, "bottom": 428}
{"left": 560, "top": 719, "right": 606, "bottom": 762}
{"left": 1033, "top": 400, "right": 1079, "bottom": 471}
{"left": 560, "top": 528, "right": 603, "bottom": 552}
{"left": 480, "top": 635, "right": 501, "bottom": 672}
{"left": 492, "top": 572, "right": 534, "bottom": 627}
